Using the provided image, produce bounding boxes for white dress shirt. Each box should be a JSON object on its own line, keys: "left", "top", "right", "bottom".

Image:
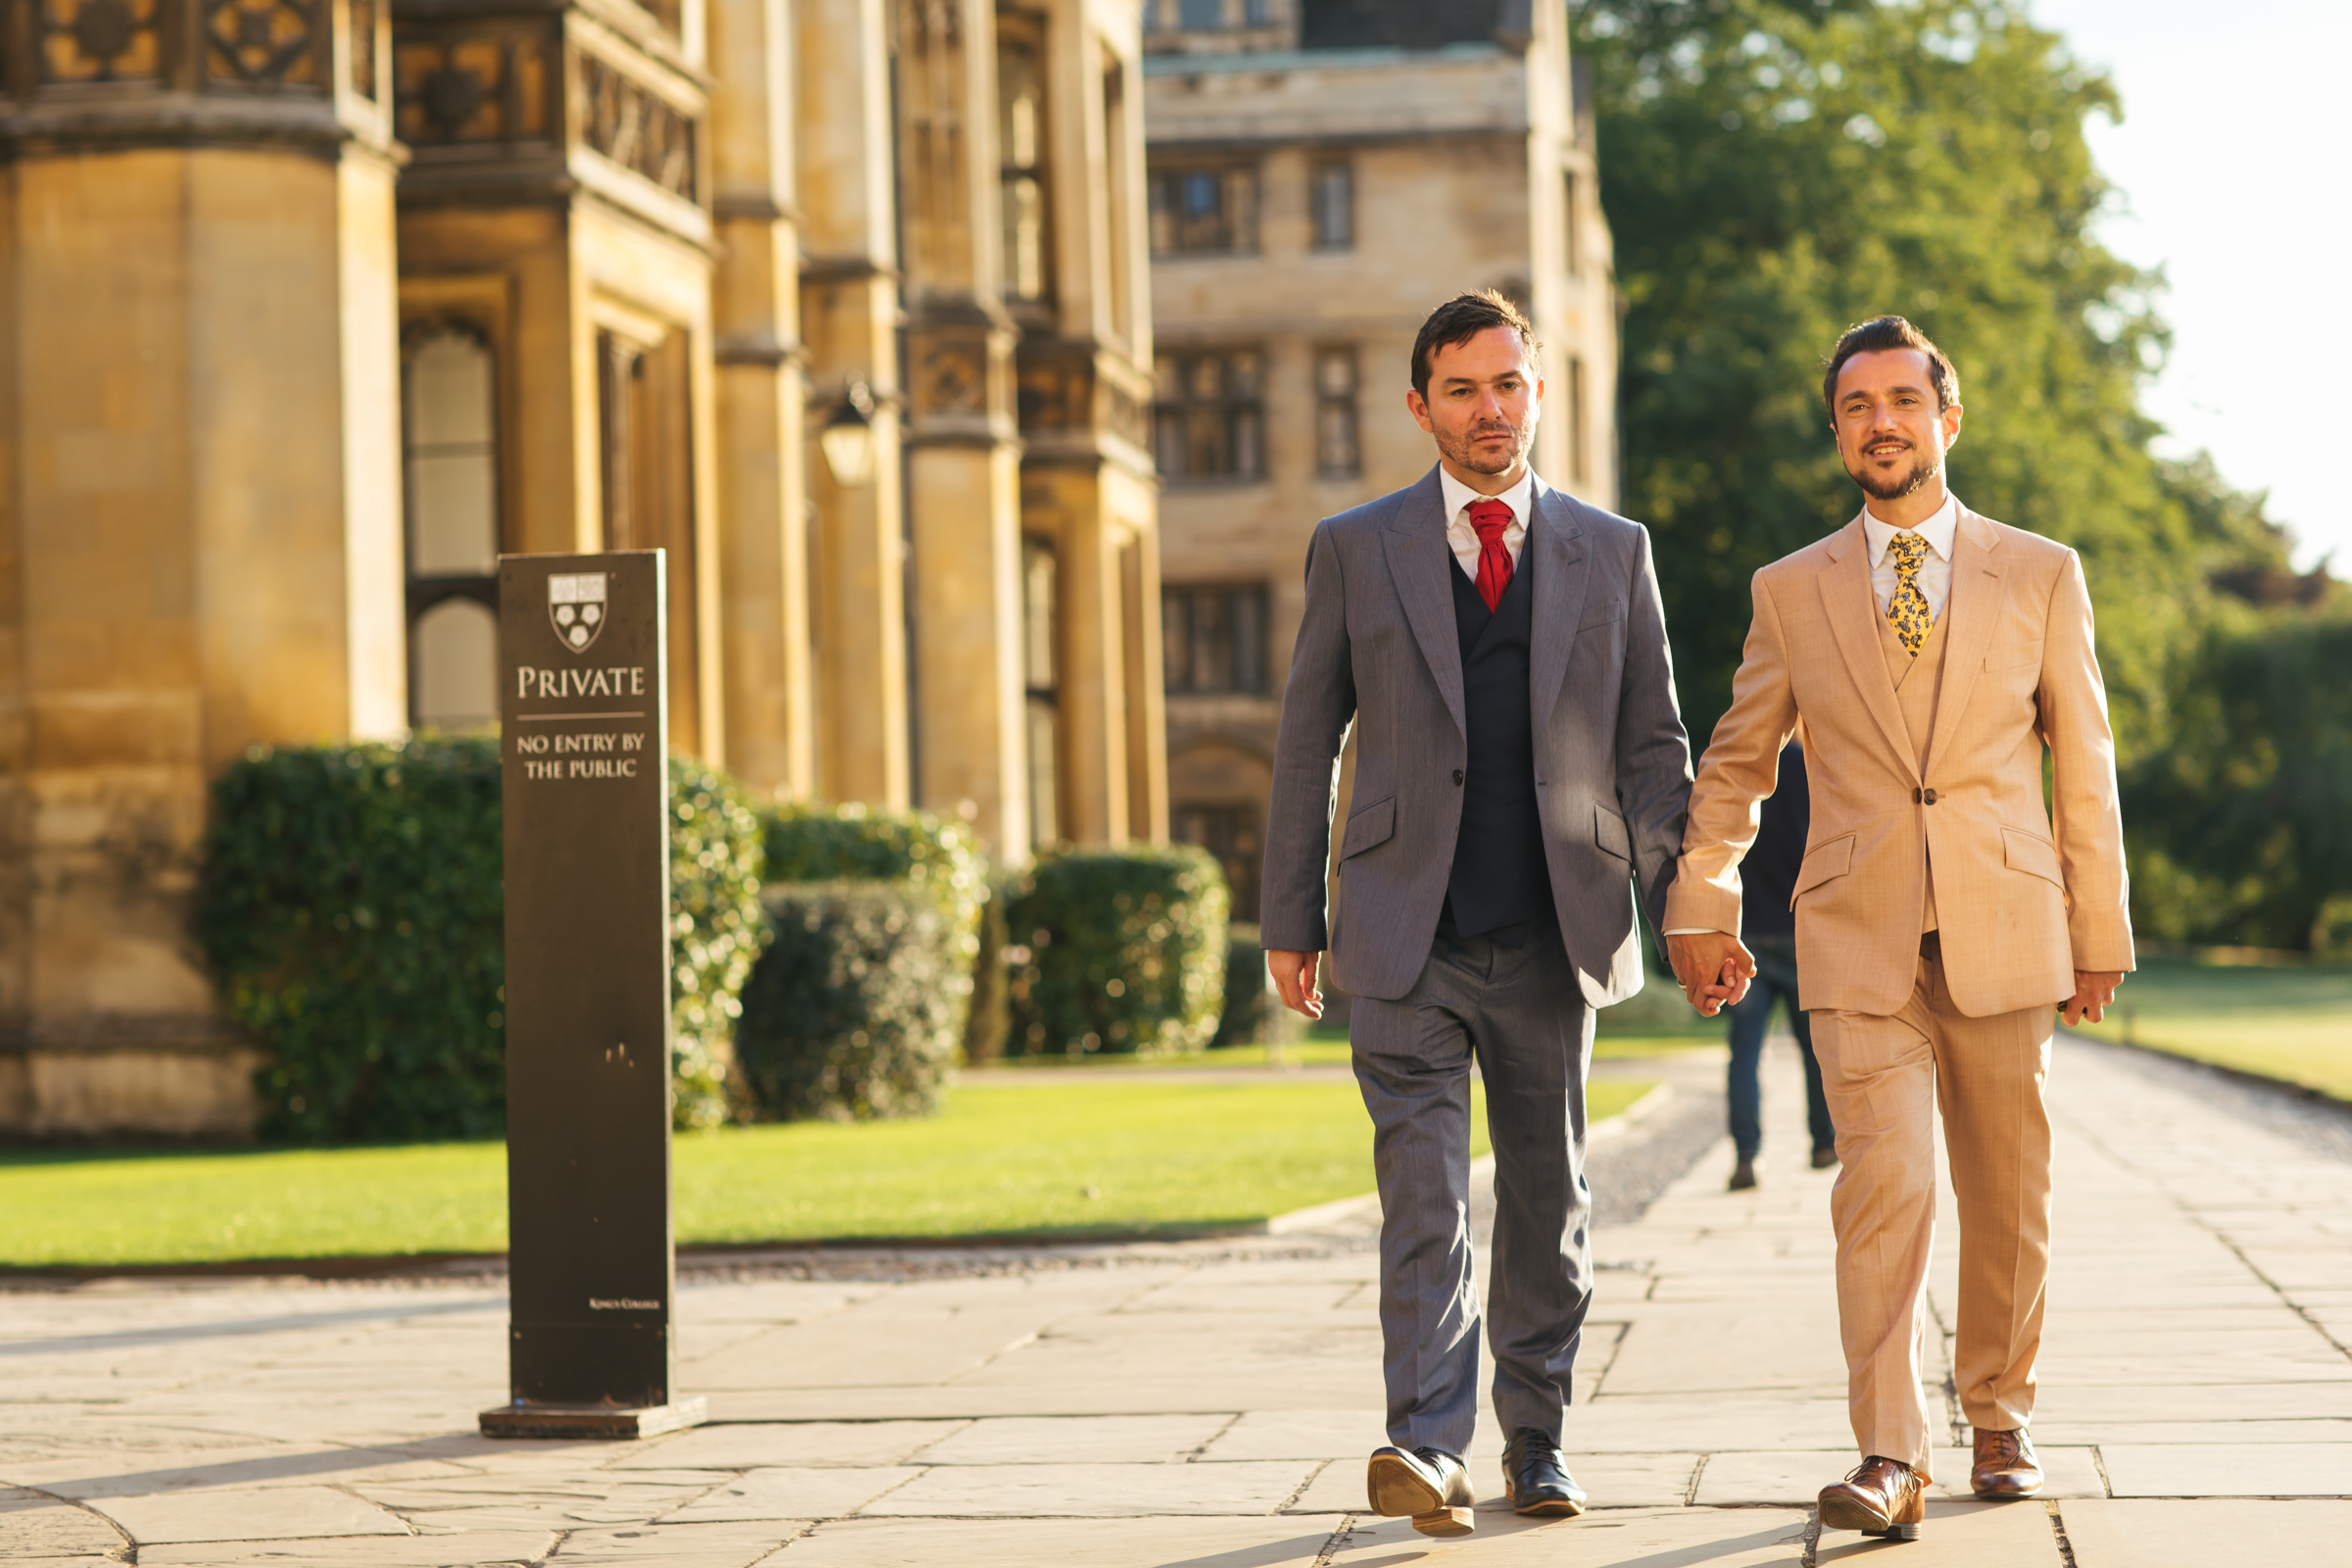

{"left": 1439, "top": 466, "right": 1535, "bottom": 579}
{"left": 1862, "top": 492, "right": 1959, "bottom": 620}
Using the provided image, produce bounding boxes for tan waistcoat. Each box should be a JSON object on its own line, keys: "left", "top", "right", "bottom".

{"left": 1876, "top": 601, "right": 1949, "bottom": 932}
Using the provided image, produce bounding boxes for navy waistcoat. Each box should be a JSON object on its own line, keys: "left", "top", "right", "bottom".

{"left": 1443, "top": 542, "right": 1553, "bottom": 941}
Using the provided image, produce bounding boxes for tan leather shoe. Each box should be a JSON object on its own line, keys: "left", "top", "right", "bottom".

{"left": 1367, "top": 1446, "right": 1475, "bottom": 1537}
{"left": 1817, "top": 1455, "right": 1926, "bottom": 1541}
{"left": 1972, "top": 1427, "right": 2044, "bottom": 1497}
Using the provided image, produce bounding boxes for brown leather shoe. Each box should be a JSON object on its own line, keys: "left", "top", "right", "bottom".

{"left": 1972, "top": 1427, "right": 2043, "bottom": 1497}
{"left": 1817, "top": 1455, "right": 1926, "bottom": 1540}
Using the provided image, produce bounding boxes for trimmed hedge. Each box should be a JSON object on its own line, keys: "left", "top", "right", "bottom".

{"left": 760, "top": 802, "right": 1001, "bottom": 1060}
{"left": 1004, "top": 845, "right": 1230, "bottom": 1057}
{"left": 664, "top": 763, "right": 768, "bottom": 1128}
{"left": 1208, "top": 923, "right": 1305, "bottom": 1051}
{"left": 734, "top": 882, "right": 963, "bottom": 1119}
{"left": 197, "top": 737, "right": 506, "bottom": 1143}
{"left": 195, "top": 740, "right": 764, "bottom": 1141}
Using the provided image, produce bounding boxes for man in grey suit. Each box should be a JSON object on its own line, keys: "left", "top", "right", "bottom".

{"left": 1261, "top": 291, "right": 1694, "bottom": 1538}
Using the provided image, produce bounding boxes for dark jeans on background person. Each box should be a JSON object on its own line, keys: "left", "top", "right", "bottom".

{"left": 1728, "top": 934, "right": 1835, "bottom": 1159}
{"left": 1350, "top": 920, "right": 1593, "bottom": 1460}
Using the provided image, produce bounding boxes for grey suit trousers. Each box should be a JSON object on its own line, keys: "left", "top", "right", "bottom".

{"left": 1352, "top": 922, "right": 1595, "bottom": 1457}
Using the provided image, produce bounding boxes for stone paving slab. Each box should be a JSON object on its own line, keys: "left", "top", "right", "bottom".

{"left": 2097, "top": 1441, "right": 2352, "bottom": 1497}
{"left": 3, "top": 1036, "right": 2348, "bottom": 1565}
{"left": 653, "top": 1466, "right": 915, "bottom": 1521}
{"left": 759, "top": 1515, "right": 1341, "bottom": 1567}
{"left": 861, "top": 1459, "right": 1316, "bottom": 1516}
{"left": 85, "top": 1483, "right": 407, "bottom": 1544}
{"left": 2055, "top": 1497, "right": 2352, "bottom": 1566}
{"left": 138, "top": 1533, "right": 558, "bottom": 1567}
{"left": 909, "top": 1413, "right": 1235, "bottom": 1464}
{"left": 1813, "top": 1499, "right": 2063, "bottom": 1566}
{"left": 1325, "top": 1506, "right": 1811, "bottom": 1565}
{"left": 609, "top": 1419, "right": 965, "bottom": 1470}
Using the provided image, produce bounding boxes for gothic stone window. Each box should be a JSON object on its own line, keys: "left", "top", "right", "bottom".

{"left": 998, "top": 17, "right": 1054, "bottom": 306}
{"left": 1022, "top": 536, "right": 1063, "bottom": 851}
{"left": 1148, "top": 165, "right": 1258, "bottom": 256}
{"left": 1162, "top": 582, "right": 1270, "bottom": 695}
{"left": 1314, "top": 346, "right": 1361, "bottom": 479}
{"left": 1310, "top": 158, "right": 1353, "bottom": 250}
{"left": 403, "top": 324, "right": 502, "bottom": 730}
{"left": 1153, "top": 349, "right": 1263, "bottom": 483}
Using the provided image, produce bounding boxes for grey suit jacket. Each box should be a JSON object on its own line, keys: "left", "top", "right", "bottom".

{"left": 1258, "top": 466, "right": 1694, "bottom": 1005}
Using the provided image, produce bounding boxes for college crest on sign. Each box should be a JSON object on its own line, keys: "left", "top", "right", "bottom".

{"left": 549, "top": 572, "right": 609, "bottom": 653}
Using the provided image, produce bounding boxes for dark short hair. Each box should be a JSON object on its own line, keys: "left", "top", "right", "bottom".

{"left": 1411, "top": 289, "right": 1542, "bottom": 399}
{"left": 1821, "top": 316, "right": 1959, "bottom": 417}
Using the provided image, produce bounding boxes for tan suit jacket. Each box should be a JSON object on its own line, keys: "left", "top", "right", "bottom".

{"left": 1664, "top": 505, "right": 2133, "bottom": 1018}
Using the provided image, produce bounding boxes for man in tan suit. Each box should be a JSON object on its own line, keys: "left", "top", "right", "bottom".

{"left": 1663, "top": 317, "right": 2132, "bottom": 1542}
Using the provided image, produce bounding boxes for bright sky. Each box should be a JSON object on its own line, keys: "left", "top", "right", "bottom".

{"left": 2027, "top": 0, "right": 2351, "bottom": 574}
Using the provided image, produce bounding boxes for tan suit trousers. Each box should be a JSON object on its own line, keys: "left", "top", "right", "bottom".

{"left": 1810, "top": 943, "right": 2055, "bottom": 1479}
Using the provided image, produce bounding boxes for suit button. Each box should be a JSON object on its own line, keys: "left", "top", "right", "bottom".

{"left": 1925, "top": 788, "right": 1938, "bottom": 805}
{"left": 1452, "top": 769, "right": 1465, "bottom": 786}
{"left": 1913, "top": 787, "right": 1924, "bottom": 805}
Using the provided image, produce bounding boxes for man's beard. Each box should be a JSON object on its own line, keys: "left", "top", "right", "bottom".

{"left": 1441, "top": 419, "right": 1531, "bottom": 476}
{"left": 1848, "top": 443, "right": 1939, "bottom": 502}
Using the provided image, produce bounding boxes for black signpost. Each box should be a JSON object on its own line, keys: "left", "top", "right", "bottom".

{"left": 480, "top": 550, "right": 705, "bottom": 1440}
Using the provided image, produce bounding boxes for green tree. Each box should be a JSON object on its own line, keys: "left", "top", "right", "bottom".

{"left": 1573, "top": 0, "right": 2285, "bottom": 757}
{"left": 2122, "top": 597, "right": 2352, "bottom": 950}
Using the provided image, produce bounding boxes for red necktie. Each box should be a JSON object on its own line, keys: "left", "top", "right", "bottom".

{"left": 1467, "top": 498, "right": 1515, "bottom": 612}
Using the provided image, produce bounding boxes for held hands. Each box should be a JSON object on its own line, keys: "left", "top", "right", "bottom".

{"left": 1268, "top": 950, "right": 1326, "bottom": 1021}
{"left": 2062, "top": 970, "right": 2126, "bottom": 1027}
{"left": 1666, "top": 931, "right": 1756, "bottom": 1018}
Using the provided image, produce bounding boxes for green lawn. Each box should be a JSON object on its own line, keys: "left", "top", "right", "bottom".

{"left": 0, "top": 1076, "right": 1655, "bottom": 1268}
{"left": 2071, "top": 955, "right": 2352, "bottom": 1102}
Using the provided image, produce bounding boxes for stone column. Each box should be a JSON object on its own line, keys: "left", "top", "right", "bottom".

{"left": 797, "top": 0, "right": 910, "bottom": 808}
{"left": 899, "top": 0, "right": 1028, "bottom": 855}
{"left": 393, "top": 0, "right": 726, "bottom": 761}
{"left": 1010, "top": 0, "right": 1164, "bottom": 848}
{"left": 710, "top": 0, "right": 815, "bottom": 798}
{"left": 0, "top": 0, "right": 404, "bottom": 1135}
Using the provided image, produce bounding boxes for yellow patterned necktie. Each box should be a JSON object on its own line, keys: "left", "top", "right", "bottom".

{"left": 1885, "top": 531, "right": 1933, "bottom": 657}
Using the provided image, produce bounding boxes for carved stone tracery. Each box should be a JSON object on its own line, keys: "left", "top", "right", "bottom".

{"left": 392, "top": 28, "right": 555, "bottom": 147}
{"left": 203, "top": 0, "right": 318, "bottom": 88}
{"left": 39, "top": 0, "right": 162, "bottom": 84}
{"left": 579, "top": 50, "right": 696, "bottom": 202}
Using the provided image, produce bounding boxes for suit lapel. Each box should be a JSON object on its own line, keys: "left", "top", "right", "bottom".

{"left": 1925, "top": 507, "right": 2005, "bottom": 770}
{"left": 1526, "top": 479, "right": 1590, "bottom": 726}
{"left": 1381, "top": 467, "right": 1465, "bottom": 739}
{"left": 1818, "top": 516, "right": 1921, "bottom": 783}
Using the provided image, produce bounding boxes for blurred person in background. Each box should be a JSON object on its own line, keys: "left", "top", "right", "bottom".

{"left": 1721, "top": 738, "right": 1838, "bottom": 1191}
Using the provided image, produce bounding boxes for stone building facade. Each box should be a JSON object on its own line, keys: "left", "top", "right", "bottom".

{"left": 1143, "top": 0, "right": 1618, "bottom": 921}
{"left": 0, "top": 0, "right": 1164, "bottom": 1137}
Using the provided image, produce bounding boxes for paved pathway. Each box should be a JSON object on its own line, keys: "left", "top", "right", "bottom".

{"left": 4, "top": 1036, "right": 2348, "bottom": 1565}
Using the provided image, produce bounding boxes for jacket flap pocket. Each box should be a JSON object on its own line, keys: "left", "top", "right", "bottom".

{"left": 1790, "top": 833, "right": 1856, "bottom": 901}
{"left": 1578, "top": 597, "right": 1626, "bottom": 631}
{"left": 2002, "top": 825, "right": 2064, "bottom": 887}
{"left": 1341, "top": 795, "right": 1396, "bottom": 860}
{"left": 1593, "top": 805, "right": 1632, "bottom": 861}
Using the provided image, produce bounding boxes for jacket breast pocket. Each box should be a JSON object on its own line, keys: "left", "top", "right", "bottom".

{"left": 1341, "top": 795, "right": 1396, "bottom": 860}
{"left": 1789, "top": 833, "right": 1855, "bottom": 908}
{"left": 1593, "top": 804, "right": 1632, "bottom": 861}
{"left": 1986, "top": 640, "right": 2045, "bottom": 672}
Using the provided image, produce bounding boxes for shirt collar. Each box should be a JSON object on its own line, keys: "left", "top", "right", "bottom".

{"left": 1863, "top": 491, "right": 1960, "bottom": 565}
{"left": 1439, "top": 465, "right": 1537, "bottom": 531}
